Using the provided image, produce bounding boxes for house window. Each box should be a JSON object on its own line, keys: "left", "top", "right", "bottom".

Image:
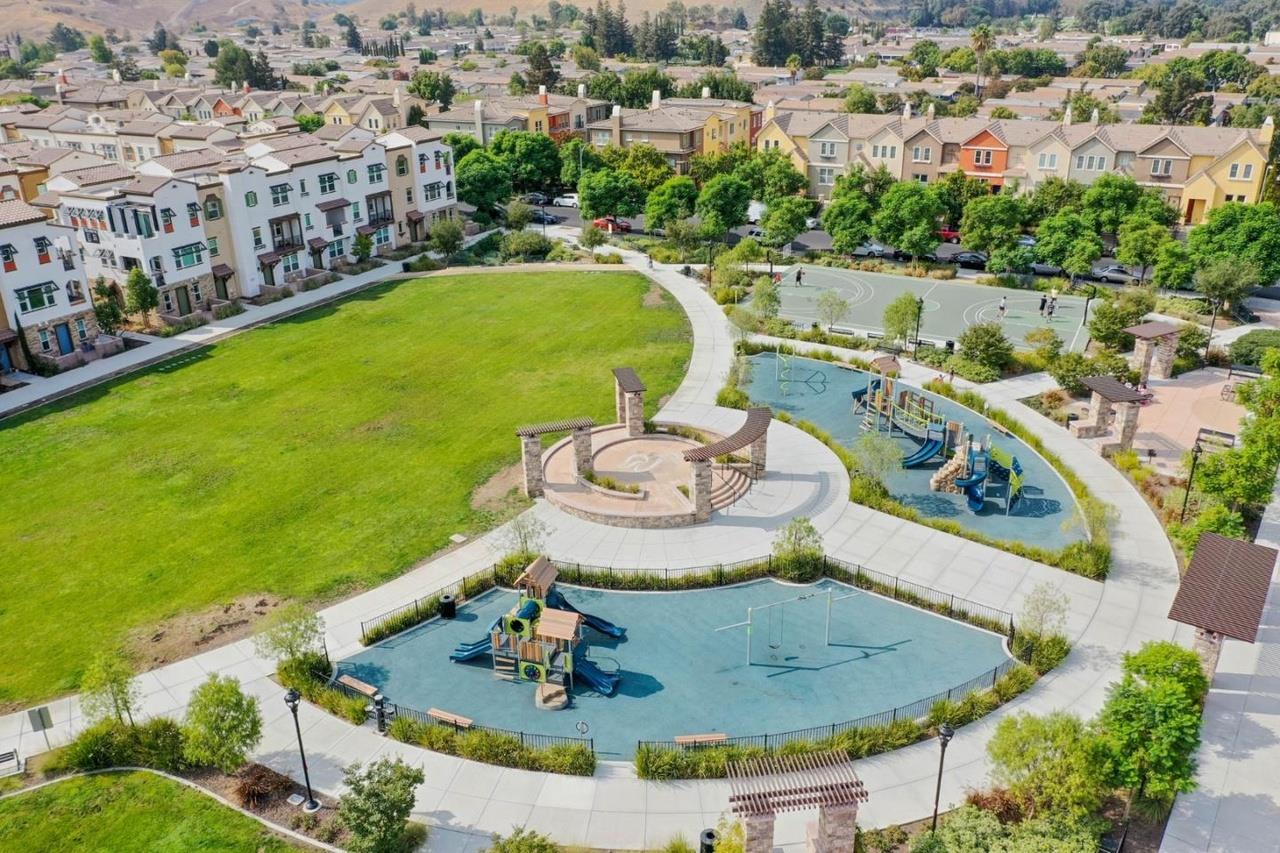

{"left": 974, "top": 149, "right": 993, "bottom": 166}
{"left": 34, "top": 236, "right": 51, "bottom": 264}
{"left": 160, "top": 209, "right": 175, "bottom": 233}
{"left": 204, "top": 197, "right": 223, "bottom": 219}
{"left": 0, "top": 243, "right": 14, "bottom": 272}
{"left": 245, "top": 191, "right": 258, "bottom": 207}
{"left": 817, "top": 167, "right": 835, "bottom": 186}
{"left": 173, "top": 243, "right": 205, "bottom": 269}
{"left": 192, "top": 282, "right": 201, "bottom": 302}
{"left": 282, "top": 252, "right": 300, "bottom": 273}
{"left": 1075, "top": 155, "right": 1085, "bottom": 170}
{"left": 912, "top": 146, "right": 931, "bottom": 163}
{"left": 66, "top": 280, "right": 85, "bottom": 303}
{"left": 252, "top": 227, "right": 264, "bottom": 249}
{"left": 914, "top": 174, "right": 929, "bottom": 183}
{"left": 299, "top": 179, "right": 308, "bottom": 196}
{"left": 16, "top": 282, "right": 56, "bottom": 312}
{"left": 162, "top": 290, "right": 173, "bottom": 312}
{"left": 418, "top": 153, "right": 428, "bottom": 173}
{"left": 38, "top": 329, "right": 50, "bottom": 351}
{"left": 304, "top": 213, "right": 313, "bottom": 230}
{"left": 367, "top": 164, "right": 385, "bottom": 184}
{"left": 1231, "top": 163, "right": 1254, "bottom": 180}
{"left": 1038, "top": 152, "right": 1057, "bottom": 169}
{"left": 208, "top": 236, "right": 219, "bottom": 256}
{"left": 351, "top": 202, "right": 362, "bottom": 221}
{"left": 327, "top": 239, "right": 344, "bottom": 259}
{"left": 396, "top": 155, "right": 408, "bottom": 176}
{"left": 319, "top": 173, "right": 337, "bottom": 194}
{"left": 819, "top": 141, "right": 836, "bottom": 157}
{"left": 270, "top": 184, "right": 290, "bottom": 206}
{"left": 75, "top": 317, "right": 87, "bottom": 340}
{"left": 405, "top": 187, "right": 414, "bottom": 204}
{"left": 347, "top": 169, "right": 358, "bottom": 184}
{"left": 374, "top": 226, "right": 391, "bottom": 246}
{"left": 424, "top": 182, "right": 442, "bottom": 201}
{"left": 1151, "top": 158, "right": 1172, "bottom": 176}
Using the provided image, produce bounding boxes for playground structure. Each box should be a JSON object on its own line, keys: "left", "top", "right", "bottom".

{"left": 449, "top": 557, "right": 624, "bottom": 699}
{"left": 717, "top": 587, "right": 863, "bottom": 670}
{"left": 856, "top": 375, "right": 1025, "bottom": 514}
{"left": 528, "top": 368, "right": 769, "bottom": 527}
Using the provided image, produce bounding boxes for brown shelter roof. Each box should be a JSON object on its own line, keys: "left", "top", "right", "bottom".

{"left": 515, "top": 416, "right": 594, "bottom": 437}
{"left": 613, "top": 367, "right": 646, "bottom": 394}
{"left": 1080, "top": 375, "right": 1148, "bottom": 403}
{"left": 727, "top": 751, "right": 869, "bottom": 816}
{"left": 1168, "top": 532, "right": 1277, "bottom": 642}
{"left": 683, "top": 408, "right": 771, "bottom": 462}
{"left": 1124, "top": 320, "right": 1183, "bottom": 340}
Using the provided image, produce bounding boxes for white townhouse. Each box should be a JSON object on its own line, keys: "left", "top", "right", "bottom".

{"left": 52, "top": 174, "right": 217, "bottom": 323}
{"left": 376, "top": 126, "right": 458, "bottom": 244}
{"left": 0, "top": 199, "right": 104, "bottom": 373}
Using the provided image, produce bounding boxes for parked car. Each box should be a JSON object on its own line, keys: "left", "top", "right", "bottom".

{"left": 951, "top": 251, "right": 989, "bottom": 270}
{"left": 805, "top": 216, "right": 821, "bottom": 230}
{"left": 937, "top": 227, "right": 962, "bottom": 243}
{"left": 593, "top": 215, "right": 632, "bottom": 232}
{"left": 552, "top": 193, "right": 579, "bottom": 207}
{"left": 747, "top": 200, "right": 767, "bottom": 224}
{"left": 530, "top": 210, "right": 561, "bottom": 225}
{"left": 746, "top": 226, "right": 765, "bottom": 238}
{"left": 1029, "top": 261, "right": 1063, "bottom": 276}
{"left": 1093, "top": 264, "right": 1138, "bottom": 284}
{"left": 853, "top": 240, "right": 891, "bottom": 258}
{"left": 1017, "top": 234, "right": 1037, "bottom": 247}
{"left": 893, "top": 248, "right": 938, "bottom": 262}
{"left": 522, "top": 192, "right": 550, "bottom": 206}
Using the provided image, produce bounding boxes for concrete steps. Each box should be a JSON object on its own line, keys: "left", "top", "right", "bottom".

{"left": 710, "top": 465, "right": 751, "bottom": 511}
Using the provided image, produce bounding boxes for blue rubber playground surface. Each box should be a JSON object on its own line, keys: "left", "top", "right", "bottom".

{"left": 777, "top": 264, "right": 1090, "bottom": 353}
{"left": 337, "top": 578, "right": 1010, "bottom": 757}
{"left": 744, "top": 353, "right": 1086, "bottom": 550}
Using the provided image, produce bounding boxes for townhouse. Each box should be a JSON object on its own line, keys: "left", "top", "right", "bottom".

{"left": 586, "top": 91, "right": 763, "bottom": 173}
{"left": 422, "top": 87, "right": 612, "bottom": 143}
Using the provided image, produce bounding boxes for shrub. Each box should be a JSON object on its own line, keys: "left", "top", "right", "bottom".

{"left": 235, "top": 763, "right": 294, "bottom": 808}
{"left": 499, "top": 230, "right": 552, "bottom": 261}
{"left": 213, "top": 302, "right": 245, "bottom": 320}
{"left": 338, "top": 758, "right": 424, "bottom": 853}
{"left": 1025, "top": 326, "right": 1062, "bottom": 362}
{"left": 133, "top": 717, "right": 187, "bottom": 772}
{"left": 993, "top": 664, "right": 1037, "bottom": 702}
{"left": 771, "top": 517, "right": 824, "bottom": 582}
{"left": 182, "top": 674, "right": 263, "bottom": 773}
{"left": 595, "top": 251, "right": 624, "bottom": 264}
{"left": 545, "top": 243, "right": 577, "bottom": 263}
{"left": 1013, "top": 631, "right": 1072, "bottom": 674}
{"left": 944, "top": 354, "right": 1000, "bottom": 383}
{"left": 1229, "top": 329, "right": 1280, "bottom": 366}
{"left": 1169, "top": 503, "right": 1247, "bottom": 556}
{"left": 578, "top": 224, "right": 606, "bottom": 249}
{"left": 957, "top": 321, "right": 1014, "bottom": 370}
{"left": 64, "top": 720, "right": 137, "bottom": 771}
{"left": 489, "top": 827, "right": 561, "bottom": 853}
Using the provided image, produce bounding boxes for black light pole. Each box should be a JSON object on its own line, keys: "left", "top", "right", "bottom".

{"left": 1205, "top": 298, "right": 1221, "bottom": 360}
{"left": 1180, "top": 441, "right": 1204, "bottom": 523}
{"left": 540, "top": 203, "right": 547, "bottom": 237}
{"left": 931, "top": 723, "right": 955, "bottom": 833}
{"left": 284, "top": 688, "right": 320, "bottom": 813}
{"left": 914, "top": 296, "right": 925, "bottom": 353}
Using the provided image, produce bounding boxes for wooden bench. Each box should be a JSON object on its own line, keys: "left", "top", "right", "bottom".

{"left": 673, "top": 732, "right": 728, "bottom": 747}
{"left": 428, "top": 708, "right": 474, "bottom": 729}
{"left": 337, "top": 675, "right": 379, "bottom": 698}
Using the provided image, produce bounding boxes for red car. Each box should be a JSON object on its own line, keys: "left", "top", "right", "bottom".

{"left": 937, "top": 227, "right": 961, "bottom": 243}
{"left": 593, "top": 215, "right": 633, "bottom": 232}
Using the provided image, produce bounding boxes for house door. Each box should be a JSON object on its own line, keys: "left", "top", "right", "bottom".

{"left": 214, "top": 277, "right": 228, "bottom": 300}
{"left": 175, "top": 286, "right": 192, "bottom": 315}
{"left": 0, "top": 344, "right": 11, "bottom": 373}
{"left": 54, "top": 323, "right": 73, "bottom": 355}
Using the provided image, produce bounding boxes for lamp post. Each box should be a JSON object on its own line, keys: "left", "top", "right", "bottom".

{"left": 283, "top": 688, "right": 320, "bottom": 813}
{"left": 1205, "top": 298, "right": 1221, "bottom": 360}
{"left": 1180, "top": 440, "right": 1204, "bottom": 523}
{"left": 540, "top": 203, "right": 547, "bottom": 237}
{"left": 914, "top": 296, "right": 924, "bottom": 353}
{"left": 931, "top": 723, "right": 955, "bottom": 833}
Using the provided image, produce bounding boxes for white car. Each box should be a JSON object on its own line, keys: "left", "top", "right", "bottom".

{"left": 551, "top": 193, "right": 579, "bottom": 208}
{"left": 1017, "top": 234, "right": 1037, "bottom": 247}
{"left": 805, "top": 216, "right": 821, "bottom": 230}
{"left": 747, "top": 200, "right": 767, "bottom": 224}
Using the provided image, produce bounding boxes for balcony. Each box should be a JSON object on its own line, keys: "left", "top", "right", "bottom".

{"left": 272, "top": 237, "right": 305, "bottom": 253}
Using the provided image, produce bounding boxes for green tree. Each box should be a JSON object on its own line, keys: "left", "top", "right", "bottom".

{"left": 80, "top": 650, "right": 139, "bottom": 726}
{"left": 1153, "top": 240, "right": 1195, "bottom": 291}
{"left": 578, "top": 168, "right": 645, "bottom": 220}
{"left": 1036, "top": 210, "right": 1100, "bottom": 283}
{"left": 252, "top": 603, "right": 324, "bottom": 665}
{"left": 489, "top": 130, "right": 561, "bottom": 192}
{"left": 428, "top": 218, "right": 465, "bottom": 263}
{"left": 772, "top": 516, "right": 823, "bottom": 578}
{"left": 873, "top": 182, "right": 943, "bottom": 262}
{"left": 822, "top": 192, "right": 873, "bottom": 255}
{"left": 182, "top": 675, "right": 262, "bottom": 773}
{"left": 854, "top": 432, "right": 903, "bottom": 483}
{"left": 1100, "top": 674, "right": 1203, "bottom": 817}
{"left": 91, "top": 281, "right": 124, "bottom": 336}
{"left": 752, "top": 276, "right": 781, "bottom": 319}
{"left": 695, "top": 174, "right": 752, "bottom": 238}
{"left": 1025, "top": 177, "right": 1085, "bottom": 226}
{"left": 558, "top": 137, "right": 604, "bottom": 187}
{"left": 930, "top": 170, "right": 990, "bottom": 228}
{"left": 957, "top": 322, "right": 1014, "bottom": 369}
{"left": 883, "top": 292, "right": 921, "bottom": 346}
{"left": 844, "top": 83, "right": 878, "bottom": 113}
{"left": 1195, "top": 256, "right": 1261, "bottom": 313}
{"left": 456, "top": 150, "right": 512, "bottom": 216}
{"left": 988, "top": 711, "right": 1110, "bottom": 821}
{"left": 578, "top": 224, "right": 606, "bottom": 250}
{"left": 1081, "top": 174, "right": 1143, "bottom": 235}
{"left": 1089, "top": 288, "right": 1155, "bottom": 350}
{"left": 124, "top": 267, "right": 158, "bottom": 323}
{"left": 731, "top": 148, "right": 807, "bottom": 203}
{"left": 816, "top": 289, "right": 850, "bottom": 329}
{"left": 987, "top": 244, "right": 1036, "bottom": 275}
{"left": 959, "top": 194, "right": 1025, "bottom": 254}
{"left": 296, "top": 113, "right": 324, "bottom": 133}
{"left": 504, "top": 199, "right": 533, "bottom": 231}
{"left": 442, "top": 132, "right": 480, "bottom": 162}
{"left": 338, "top": 758, "right": 425, "bottom": 853}
{"left": 610, "top": 143, "right": 674, "bottom": 192}
{"left": 760, "top": 196, "right": 811, "bottom": 251}
{"left": 353, "top": 232, "right": 373, "bottom": 261}
{"left": 1124, "top": 641, "right": 1210, "bottom": 705}
{"left": 88, "top": 35, "right": 114, "bottom": 65}
{"left": 645, "top": 176, "right": 698, "bottom": 232}
{"left": 1187, "top": 201, "right": 1280, "bottom": 284}
{"left": 1116, "top": 216, "right": 1171, "bottom": 282}
{"left": 832, "top": 162, "right": 896, "bottom": 207}
{"left": 407, "top": 70, "right": 455, "bottom": 109}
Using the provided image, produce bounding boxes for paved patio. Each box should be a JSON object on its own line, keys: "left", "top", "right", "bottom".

{"left": 1136, "top": 368, "right": 1246, "bottom": 476}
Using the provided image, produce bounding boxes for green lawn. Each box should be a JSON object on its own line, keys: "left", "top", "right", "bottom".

{"left": 0, "top": 771, "right": 299, "bottom": 850}
{"left": 0, "top": 271, "right": 690, "bottom": 705}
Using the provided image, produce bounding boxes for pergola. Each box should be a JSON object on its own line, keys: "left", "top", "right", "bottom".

{"left": 1123, "top": 320, "right": 1182, "bottom": 383}
{"left": 515, "top": 416, "right": 595, "bottom": 497}
{"left": 613, "top": 367, "right": 647, "bottom": 437}
{"left": 1168, "top": 531, "right": 1279, "bottom": 678}
{"left": 1069, "top": 375, "right": 1148, "bottom": 455}
{"left": 683, "top": 407, "right": 772, "bottom": 522}
{"left": 727, "top": 751, "right": 869, "bottom": 853}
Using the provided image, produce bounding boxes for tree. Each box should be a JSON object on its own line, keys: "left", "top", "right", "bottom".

{"left": 752, "top": 277, "right": 781, "bottom": 319}
{"left": 822, "top": 192, "right": 873, "bottom": 255}
{"left": 854, "top": 432, "right": 903, "bottom": 483}
{"left": 499, "top": 513, "right": 551, "bottom": 560}
{"left": 429, "top": 218, "right": 465, "bottom": 263}
{"left": 407, "top": 70, "right": 455, "bottom": 109}
{"left": 732, "top": 149, "right": 807, "bottom": 203}
{"left": 873, "top": 182, "right": 943, "bottom": 262}
{"left": 80, "top": 650, "right": 139, "bottom": 726}
{"left": 1187, "top": 201, "right": 1280, "bottom": 285}
{"left": 931, "top": 170, "right": 989, "bottom": 228}
{"left": 456, "top": 150, "right": 512, "bottom": 216}
{"left": 960, "top": 194, "right": 1024, "bottom": 254}
{"left": 1036, "top": 210, "right": 1099, "bottom": 283}
{"left": 442, "top": 132, "right": 479, "bottom": 162}
{"left": 970, "top": 24, "right": 993, "bottom": 93}
{"left": 1115, "top": 216, "right": 1171, "bottom": 283}
{"left": 988, "top": 712, "right": 1110, "bottom": 821}
{"left": 353, "top": 232, "right": 373, "bottom": 262}
{"left": 88, "top": 35, "right": 114, "bottom": 65}
{"left": 1025, "top": 177, "right": 1085, "bottom": 226}
{"left": 524, "top": 42, "right": 560, "bottom": 90}
{"left": 558, "top": 137, "right": 604, "bottom": 188}
{"left": 507, "top": 72, "right": 527, "bottom": 95}
{"left": 91, "top": 281, "right": 124, "bottom": 336}
{"left": 1143, "top": 67, "right": 1213, "bottom": 125}
{"left": 49, "top": 23, "right": 86, "bottom": 52}
{"left": 957, "top": 322, "right": 1013, "bottom": 370}
{"left": 1019, "top": 581, "right": 1069, "bottom": 639}
{"left": 695, "top": 174, "right": 752, "bottom": 238}
{"left": 182, "top": 675, "right": 262, "bottom": 773}
{"left": 1090, "top": 288, "right": 1155, "bottom": 350}
{"left": 124, "top": 267, "right": 158, "bottom": 323}
{"left": 1124, "top": 641, "right": 1209, "bottom": 705}
{"left": 844, "top": 83, "right": 878, "bottom": 113}
{"left": 610, "top": 143, "right": 674, "bottom": 192}
{"left": 645, "top": 176, "right": 698, "bottom": 232}
{"left": 489, "top": 130, "right": 560, "bottom": 192}
{"left": 1100, "top": 674, "right": 1202, "bottom": 817}
{"left": 760, "top": 196, "right": 811, "bottom": 251}
{"left": 816, "top": 290, "right": 850, "bottom": 330}
{"left": 1194, "top": 256, "right": 1260, "bottom": 313}
{"left": 505, "top": 199, "right": 533, "bottom": 231}
{"left": 772, "top": 516, "right": 823, "bottom": 576}
{"left": 338, "top": 758, "right": 425, "bottom": 853}
{"left": 253, "top": 603, "right": 324, "bottom": 665}
{"left": 883, "top": 292, "right": 921, "bottom": 346}
{"left": 578, "top": 168, "right": 645, "bottom": 220}
{"left": 1081, "top": 174, "right": 1144, "bottom": 235}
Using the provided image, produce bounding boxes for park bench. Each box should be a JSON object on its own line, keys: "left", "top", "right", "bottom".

{"left": 0, "top": 750, "right": 22, "bottom": 778}
{"left": 428, "top": 708, "right": 474, "bottom": 729}
{"left": 337, "top": 675, "right": 379, "bottom": 698}
{"left": 673, "top": 732, "right": 728, "bottom": 747}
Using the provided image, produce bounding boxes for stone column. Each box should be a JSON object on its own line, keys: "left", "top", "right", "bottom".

{"left": 743, "top": 812, "right": 777, "bottom": 853}
{"left": 521, "top": 435, "right": 544, "bottom": 497}
{"left": 808, "top": 803, "right": 860, "bottom": 853}
{"left": 1193, "top": 628, "right": 1224, "bottom": 681}
{"left": 1153, "top": 332, "right": 1179, "bottom": 380}
{"left": 1113, "top": 401, "right": 1140, "bottom": 451}
{"left": 1132, "top": 338, "right": 1156, "bottom": 384}
{"left": 748, "top": 433, "right": 768, "bottom": 480}
{"left": 691, "top": 459, "right": 713, "bottom": 522}
{"left": 625, "top": 391, "right": 645, "bottom": 437}
{"left": 571, "top": 427, "right": 594, "bottom": 476}
{"left": 615, "top": 380, "right": 627, "bottom": 424}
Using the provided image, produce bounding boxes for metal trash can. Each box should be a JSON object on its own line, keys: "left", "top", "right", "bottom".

{"left": 700, "top": 829, "right": 718, "bottom": 853}
{"left": 440, "top": 594, "right": 457, "bottom": 619}
{"left": 945, "top": 339, "right": 955, "bottom": 354}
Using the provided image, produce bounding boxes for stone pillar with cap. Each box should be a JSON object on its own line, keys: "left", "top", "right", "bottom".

{"left": 1113, "top": 401, "right": 1140, "bottom": 451}
{"left": 571, "top": 427, "right": 593, "bottom": 476}
{"left": 748, "top": 433, "right": 768, "bottom": 480}
{"left": 691, "top": 459, "right": 713, "bottom": 522}
{"left": 1193, "top": 628, "right": 1224, "bottom": 680}
{"left": 808, "top": 802, "right": 860, "bottom": 853}
{"left": 743, "top": 812, "right": 777, "bottom": 853}
{"left": 625, "top": 391, "right": 645, "bottom": 437}
{"left": 1132, "top": 337, "right": 1157, "bottom": 384}
{"left": 521, "top": 435, "right": 544, "bottom": 497}
{"left": 1153, "top": 331, "right": 1179, "bottom": 380}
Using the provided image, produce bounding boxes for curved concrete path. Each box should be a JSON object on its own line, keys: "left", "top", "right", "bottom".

{"left": 0, "top": 241, "right": 1183, "bottom": 853}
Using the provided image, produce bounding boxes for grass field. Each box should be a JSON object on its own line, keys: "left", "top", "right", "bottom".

{"left": 0, "top": 271, "right": 691, "bottom": 706}
{"left": 0, "top": 771, "right": 298, "bottom": 850}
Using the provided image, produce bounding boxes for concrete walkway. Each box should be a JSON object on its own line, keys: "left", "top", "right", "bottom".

{"left": 0, "top": 240, "right": 1184, "bottom": 853}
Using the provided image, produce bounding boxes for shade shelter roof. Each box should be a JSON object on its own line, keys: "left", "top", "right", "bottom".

{"left": 515, "top": 417, "right": 594, "bottom": 437}
{"left": 727, "top": 751, "right": 869, "bottom": 816}
{"left": 1168, "top": 532, "right": 1278, "bottom": 642}
{"left": 536, "top": 607, "right": 582, "bottom": 642}
{"left": 1080, "top": 375, "right": 1148, "bottom": 404}
{"left": 612, "top": 367, "right": 646, "bottom": 393}
{"left": 683, "top": 408, "right": 771, "bottom": 462}
{"left": 1124, "top": 320, "right": 1183, "bottom": 340}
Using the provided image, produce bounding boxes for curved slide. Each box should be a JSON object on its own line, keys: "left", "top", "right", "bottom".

{"left": 902, "top": 438, "right": 943, "bottom": 468}
{"left": 575, "top": 657, "right": 620, "bottom": 696}
{"left": 546, "top": 588, "right": 626, "bottom": 639}
{"left": 449, "top": 616, "right": 503, "bottom": 662}
{"left": 963, "top": 477, "right": 987, "bottom": 512}
{"left": 955, "top": 449, "right": 989, "bottom": 513}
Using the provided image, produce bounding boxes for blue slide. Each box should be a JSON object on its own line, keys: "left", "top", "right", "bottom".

{"left": 450, "top": 616, "right": 503, "bottom": 662}
{"left": 963, "top": 477, "right": 987, "bottom": 512}
{"left": 546, "top": 588, "right": 626, "bottom": 639}
{"left": 851, "top": 378, "right": 879, "bottom": 407}
{"left": 902, "top": 438, "right": 943, "bottom": 468}
{"left": 955, "top": 449, "right": 989, "bottom": 513}
{"left": 574, "top": 657, "right": 621, "bottom": 696}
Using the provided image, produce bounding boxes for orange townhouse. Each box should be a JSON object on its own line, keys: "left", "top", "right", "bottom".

{"left": 959, "top": 127, "right": 1009, "bottom": 191}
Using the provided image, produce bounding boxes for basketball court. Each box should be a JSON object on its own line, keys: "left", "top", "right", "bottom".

{"left": 776, "top": 264, "right": 1091, "bottom": 353}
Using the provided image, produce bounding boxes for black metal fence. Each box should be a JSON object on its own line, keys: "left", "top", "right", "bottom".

{"left": 359, "top": 566, "right": 505, "bottom": 644}
{"left": 636, "top": 656, "right": 1021, "bottom": 753}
